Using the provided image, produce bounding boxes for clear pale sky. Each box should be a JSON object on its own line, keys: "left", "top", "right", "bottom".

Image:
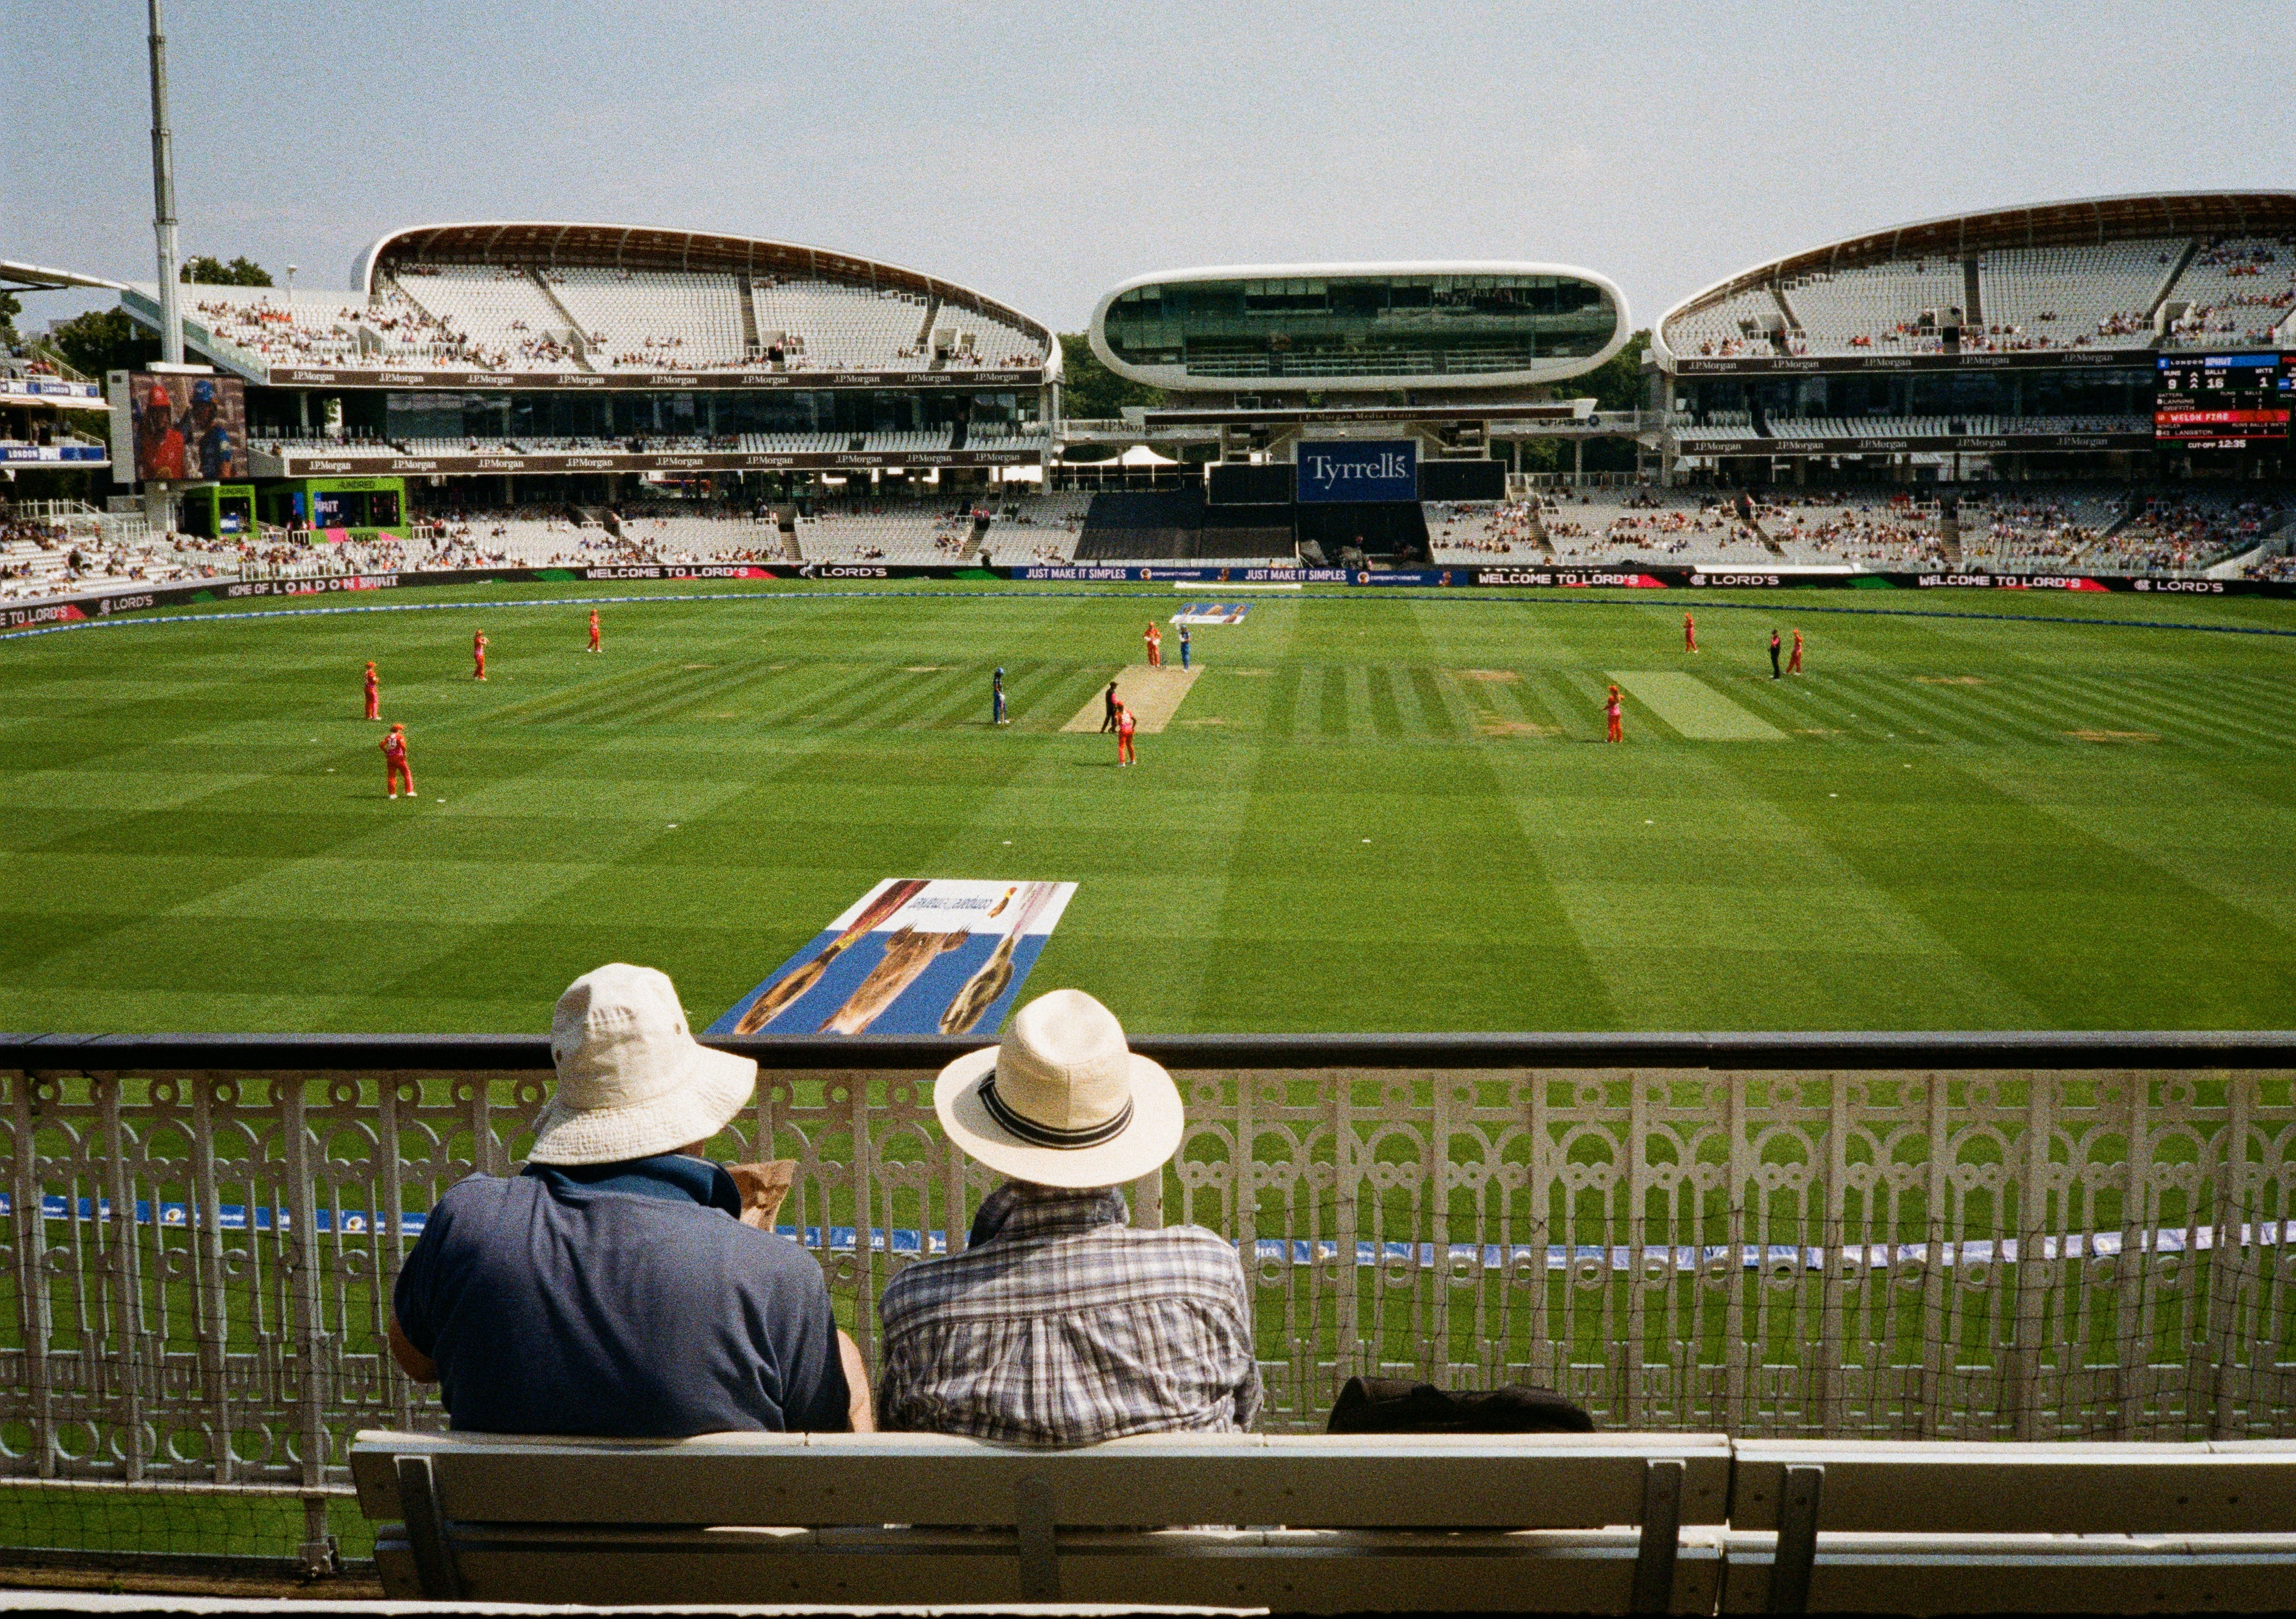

{"left": 6, "top": 1, "right": 2293, "bottom": 333}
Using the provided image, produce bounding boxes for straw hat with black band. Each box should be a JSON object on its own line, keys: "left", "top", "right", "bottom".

{"left": 935, "top": 988, "right": 1183, "bottom": 1188}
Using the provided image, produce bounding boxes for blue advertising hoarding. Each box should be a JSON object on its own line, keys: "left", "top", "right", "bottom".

{"left": 1295, "top": 439, "right": 1417, "bottom": 503}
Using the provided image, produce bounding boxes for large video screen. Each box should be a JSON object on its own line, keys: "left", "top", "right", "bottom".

{"left": 2154, "top": 353, "right": 2294, "bottom": 447}
{"left": 128, "top": 373, "right": 247, "bottom": 482}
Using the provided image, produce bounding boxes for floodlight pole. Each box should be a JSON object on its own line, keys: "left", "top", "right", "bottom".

{"left": 147, "top": 0, "right": 183, "bottom": 366}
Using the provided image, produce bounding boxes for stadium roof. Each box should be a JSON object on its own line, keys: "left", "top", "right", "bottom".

{"left": 0, "top": 260, "right": 128, "bottom": 295}
{"left": 351, "top": 221, "right": 1052, "bottom": 355}
{"left": 1654, "top": 190, "right": 2296, "bottom": 363}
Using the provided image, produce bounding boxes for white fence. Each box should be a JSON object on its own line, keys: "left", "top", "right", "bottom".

{"left": 4, "top": 1043, "right": 2292, "bottom": 1491}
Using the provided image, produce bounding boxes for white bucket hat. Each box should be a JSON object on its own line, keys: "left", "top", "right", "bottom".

{"left": 935, "top": 988, "right": 1182, "bottom": 1188}
{"left": 528, "top": 964, "right": 757, "bottom": 1166}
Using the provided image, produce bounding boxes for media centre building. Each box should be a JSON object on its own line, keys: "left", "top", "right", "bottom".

{"left": 1072, "top": 261, "right": 1640, "bottom": 503}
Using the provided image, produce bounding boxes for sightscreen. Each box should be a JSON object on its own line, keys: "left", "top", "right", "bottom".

{"left": 1417, "top": 459, "right": 1506, "bottom": 501}
{"left": 128, "top": 372, "right": 247, "bottom": 482}
{"left": 2154, "top": 353, "right": 2294, "bottom": 446}
{"left": 1207, "top": 463, "right": 1295, "bottom": 505}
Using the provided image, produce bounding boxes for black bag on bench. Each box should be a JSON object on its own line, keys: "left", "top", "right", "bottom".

{"left": 1326, "top": 1377, "right": 1595, "bottom": 1434}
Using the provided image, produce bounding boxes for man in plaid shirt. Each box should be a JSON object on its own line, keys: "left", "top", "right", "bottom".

{"left": 876, "top": 989, "right": 1262, "bottom": 1445}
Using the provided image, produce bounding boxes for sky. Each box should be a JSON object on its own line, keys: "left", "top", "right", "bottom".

{"left": 6, "top": 1, "right": 2294, "bottom": 334}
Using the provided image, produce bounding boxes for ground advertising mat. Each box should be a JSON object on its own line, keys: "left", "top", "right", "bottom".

{"left": 6, "top": 559, "right": 2294, "bottom": 635}
{"left": 708, "top": 878, "right": 1078, "bottom": 1038}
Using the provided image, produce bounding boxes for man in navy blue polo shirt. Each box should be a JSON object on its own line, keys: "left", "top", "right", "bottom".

{"left": 387, "top": 963, "right": 861, "bottom": 1435}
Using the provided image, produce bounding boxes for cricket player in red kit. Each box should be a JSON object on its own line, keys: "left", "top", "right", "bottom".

{"left": 587, "top": 610, "right": 601, "bottom": 653}
{"left": 1116, "top": 704, "right": 1138, "bottom": 765}
{"left": 1684, "top": 612, "right": 1698, "bottom": 653}
{"left": 472, "top": 630, "right": 488, "bottom": 680}
{"left": 381, "top": 724, "right": 414, "bottom": 798}
{"left": 1788, "top": 628, "right": 1803, "bottom": 675}
{"left": 1143, "top": 622, "right": 1162, "bottom": 667}
{"left": 1605, "top": 683, "right": 1624, "bottom": 743}
{"left": 363, "top": 662, "right": 379, "bottom": 720}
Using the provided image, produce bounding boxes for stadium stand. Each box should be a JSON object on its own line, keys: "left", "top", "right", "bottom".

{"left": 1662, "top": 200, "right": 2296, "bottom": 366}
{"left": 1755, "top": 492, "right": 1948, "bottom": 567}
{"left": 1674, "top": 414, "right": 2150, "bottom": 444}
{"left": 2087, "top": 490, "right": 2285, "bottom": 575}
{"left": 2161, "top": 236, "right": 2296, "bottom": 349}
{"left": 1955, "top": 486, "right": 2128, "bottom": 569}
{"left": 181, "top": 285, "right": 376, "bottom": 368}
{"left": 391, "top": 264, "right": 586, "bottom": 371}
{"left": 1776, "top": 259, "right": 1968, "bottom": 354}
{"left": 796, "top": 500, "right": 978, "bottom": 562}
{"left": 1425, "top": 499, "right": 1544, "bottom": 561}
{"left": 1536, "top": 488, "right": 1778, "bottom": 566}
{"left": 980, "top": 491, "right": 1089, "bottom": 563}
{"left": 751, "top": 278, "right": 931, "bottom": 369}
{"left": 545, "top": 267, "right": 746, "bottom": 371}
{"left": 1663, "top": 284, "right": 1787, "bottom": 360}
{"left": 1972, "top": 242, "right": 2170, "bottom": 346}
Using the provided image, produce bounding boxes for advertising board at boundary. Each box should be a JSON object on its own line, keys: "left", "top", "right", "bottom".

{"left": 6, "top": 561, "right": 2293, "bottom": 631}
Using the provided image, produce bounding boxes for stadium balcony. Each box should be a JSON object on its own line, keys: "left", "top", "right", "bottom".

{"left": 5, "top": 1034, "right": 2296, "bottom": 1608}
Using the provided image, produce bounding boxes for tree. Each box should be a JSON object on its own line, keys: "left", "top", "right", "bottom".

{"left": 48, "top": 308, "right": 152, "bottom": 379}
{"left": 1570, "top": 327, "right": 1652, "bottom": 414}
{"left": 1057, "top": 332, "right": 1164, "bottom": 421}
{"left": 180, "top": 255, "right": 272, "bottom": 287}
{"left": 0, "top": 290, "right": 19, "bottom": 344}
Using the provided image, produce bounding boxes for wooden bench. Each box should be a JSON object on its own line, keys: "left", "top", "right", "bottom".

{"left": 1727, "top": 1438, "right": 2296, "bottom": 1614}
{"left": 352, "top": 1429, "right": 2296, "bottom": 1614}
{"left": 351, "top": 1428, "right": 1732, "bottom": 1613}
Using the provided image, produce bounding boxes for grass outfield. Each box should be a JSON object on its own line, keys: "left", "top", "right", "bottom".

{"left": 1, "top": 579, "right": 2291, "bottom": 1034}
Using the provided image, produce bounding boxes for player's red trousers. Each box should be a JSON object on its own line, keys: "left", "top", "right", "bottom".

{"left": 473, "top": 656, "right": 486, "bottom": 679}
{"left": 365, "top": 694, "right": 379, "bottom": 720}
{"left": 1607, "top": 717, "right": 1622, "bottom": 743}
{"left": 1118, "top": 735, "right": 1136, "bottom": 764}
{"left": 386, "top": 761, "right": 414, "bottom": 795}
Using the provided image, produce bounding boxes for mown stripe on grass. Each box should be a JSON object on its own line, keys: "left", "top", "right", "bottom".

{"left": 2044, "top": 673, "right": 2287, "bottom": 748}
{"left": 1264, "top": 665, "right": 1302, "bottom": 738}
{"left": 1366, "top": 667, "right": 1405, "bottom": 738}
{"left": 1409, "top": 668, "right": 1461, "bottom": 740}
{"left": 1318, "top": 666, "right": 1350, "bottom": 739}
{"left": 1824, "top": 671, "right": 2026, "bottom": 747}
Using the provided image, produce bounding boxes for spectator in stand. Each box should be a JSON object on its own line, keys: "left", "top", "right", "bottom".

{"left": 388, "top": 963, "right": 868, "bottom": 1435}
{"left": 875, "top": 989, "right": 1260, "bottom": 1445}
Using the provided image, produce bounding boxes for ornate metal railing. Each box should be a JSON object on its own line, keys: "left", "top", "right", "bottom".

{"left": 3, "top": 1032, "right": 2292, "bottom": 1491}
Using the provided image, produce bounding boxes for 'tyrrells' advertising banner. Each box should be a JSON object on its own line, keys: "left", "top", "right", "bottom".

{"left": 708, "top": 878, "right": 1077, "bottom": 1038}
{"left": 1295, "top": 440, "right": 1417, "bottom": 503}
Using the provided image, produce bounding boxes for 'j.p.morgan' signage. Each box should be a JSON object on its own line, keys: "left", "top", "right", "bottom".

{"left": 1296, "top": 440, "right": 1417, "bottom": 503}
{"left": 274, "top": 448, "right": 1043, "bottom": 476}
{"left": 269, "top": 367, "right": 1042, "bottom": 391}
{"left": 1671, "top": 348, "right": 2155, "bottom": 377}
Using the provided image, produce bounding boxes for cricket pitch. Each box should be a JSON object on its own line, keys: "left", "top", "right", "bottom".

{"left": 1062, "top": 665, "right": 1203, "bottom": 734}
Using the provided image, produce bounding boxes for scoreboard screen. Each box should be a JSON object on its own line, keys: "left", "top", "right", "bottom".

{"left": 2154, "top": 352, "right": 2294, "bottom": 447}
